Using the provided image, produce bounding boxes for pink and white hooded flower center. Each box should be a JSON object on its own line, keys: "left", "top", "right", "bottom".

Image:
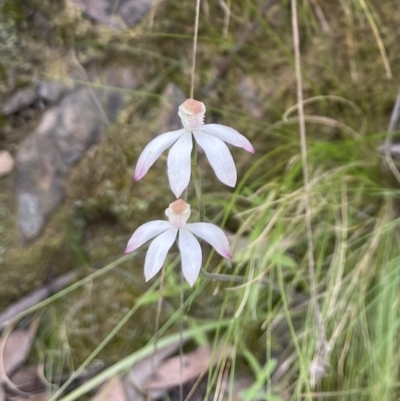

{"left": 178, "top": 99, "right": 206, "bottom": 130}
{"left": 165, "top": 199, "right": 191, "bottom": 228}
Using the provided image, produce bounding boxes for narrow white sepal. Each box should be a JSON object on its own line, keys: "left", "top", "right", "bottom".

{"left": 186, "top": 222, "right": 232, "bottom": 259}
{"left": 201, "top": 124, "right": 255, "bottom": 153}
{"left": 125, "top": 220, "right": 171, "bottom": 253}
{"left": 144, "top": 228, "right": 178, "bottom": 281}
{"left": 178, "top": 228, "right": 202, "bottom": 286}
{"left": 167, "top": 132, "right": 193, "bottom": 197}
{"left": 193, "top": 131, "right": 237, "bottom": 187}
{"left": 134, "top": 129, "right": 185, "bottom": 181}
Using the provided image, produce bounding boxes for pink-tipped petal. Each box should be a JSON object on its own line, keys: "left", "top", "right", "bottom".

{"left": 201, "top": 124, "right": 255, "bottom": 153}
{"left": 125, "top": 220, "right": 171, "bottom": 253}
{"left": 186, "top": 222, "right": 232, "bottom": 259}
{"left": 193, "top": 131, "right": 237, "bottom": 187}
{"left": 134, "top": 129, "right": 185, "bottom": 181}
{"left": 144, "top": 227, "right": 178, "bottom": 281}
{"left": 178, "top": 228, "right": 202, "bottom": 286}
{"left": 167, "top": 132, "right": 193, "bottom": 197}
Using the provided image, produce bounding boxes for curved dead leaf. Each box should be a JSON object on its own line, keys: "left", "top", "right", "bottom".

{"left": 143, "top": 346, "right": 232, "bottom": 392}
{"left": 0, "top": 318, "right": 40, "bottom": 395}
{"left": 123, "top": 342, "right": 181, "bottom": 401}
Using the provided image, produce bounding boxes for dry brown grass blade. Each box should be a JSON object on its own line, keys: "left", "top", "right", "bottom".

{"left": 357, "top": 0, "right": 392, "bottom": 79}
{"left": 290, "top": 0, "right": 329, "bottom": 391}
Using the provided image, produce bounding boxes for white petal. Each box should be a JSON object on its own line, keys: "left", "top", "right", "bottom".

{"left": 201, "top": 124, "right": 255, "bottom": 153}
{"left": 193, "top": 131, "right": 237, "bottom": 187}
{"left": 167, "top": 132, "right": 193, "bottom": 197}
{"left": 186, "top": 223, "right": 232, "bottom": 259}
{"left": 125, "top": 220, "right": 171, "bottom": 253}
{"left": 144, "top": 228, "right": 178, "bottom": 281}
{"left": 178, "top": 228, "right": 202, "bottom": 286}
{"left": 134, "top": 129, "right": 185, "bottom": 181}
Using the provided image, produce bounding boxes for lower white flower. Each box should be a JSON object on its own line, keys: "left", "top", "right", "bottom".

{"left": 125, "top": 199, "right": 232, "bottom": 286}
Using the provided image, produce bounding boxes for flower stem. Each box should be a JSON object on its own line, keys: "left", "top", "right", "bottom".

{"left": 191, "top": 142, "right": 205, "bottom": 222}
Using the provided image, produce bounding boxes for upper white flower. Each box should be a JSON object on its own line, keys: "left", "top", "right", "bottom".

{"left": 125, "top": 199, "right": 232, "bottom": 286}
{"left": 134, "top": 99, "right": 255, "bottom": 197}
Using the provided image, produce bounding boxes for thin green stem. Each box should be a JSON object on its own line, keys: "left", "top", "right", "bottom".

{"left": 3, "top": 254, "right": 134, "bottom": 326}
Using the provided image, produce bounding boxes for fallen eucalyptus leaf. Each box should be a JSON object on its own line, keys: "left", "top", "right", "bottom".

{"left": 91, "top": 377, "right": 126, "bottom": 401}
{"left": 0, "top": 318, "right": 40, "bottom": 381}
{"left": 144, "top": 346, "right": 231, "bottom": 391}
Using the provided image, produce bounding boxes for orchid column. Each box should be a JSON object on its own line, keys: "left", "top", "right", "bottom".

{"left": 125, "top": 99, "right": 254, "bottom": 286}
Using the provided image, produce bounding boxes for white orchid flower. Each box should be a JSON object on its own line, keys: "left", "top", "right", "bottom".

{"left": 125, "top": 199, "right": 232, "bottom": 286}
{"left": 134, "top": 99, "right": 255, "bottom": 197}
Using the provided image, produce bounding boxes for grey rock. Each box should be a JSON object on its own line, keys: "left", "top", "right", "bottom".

{"left": 1, "top": 87, "right": 37, "bottom": 115}
{"left": 17, "top": 193, "right": 44, "bottom": 240}
{"left": 73, "top": 0, "right": 153, "bottom": 29}
{"left": 36, "top": 80, "right": 70, "bottom": 104}
{"left": 16, "top": 86, "right": 106, "bottom": 241}
{"left": 16, "top": 65, "right": 136, "bottom": 242}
